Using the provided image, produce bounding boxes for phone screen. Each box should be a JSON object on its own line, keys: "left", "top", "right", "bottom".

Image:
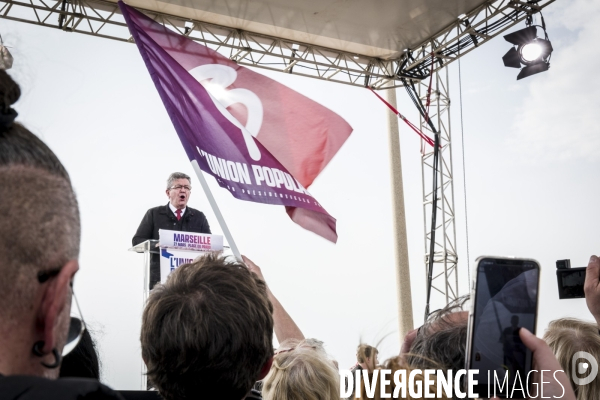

{"left": 469, "top": 258, "right": 539, "bottom": 398}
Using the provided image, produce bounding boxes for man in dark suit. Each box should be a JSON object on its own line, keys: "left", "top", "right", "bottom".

{"left": 132, "top": 172, "right": 211, "bottom": 288}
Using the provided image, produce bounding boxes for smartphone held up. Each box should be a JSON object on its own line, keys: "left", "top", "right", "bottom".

{"left": 466, "top": 257, "right": 540, "bottom": 399}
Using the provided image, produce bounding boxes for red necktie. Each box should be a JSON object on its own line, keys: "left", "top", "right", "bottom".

{"left": 176, "top": 209, "right": 182, "bottom": 221}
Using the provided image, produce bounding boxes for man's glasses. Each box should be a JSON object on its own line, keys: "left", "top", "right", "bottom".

{"left": 38, "top": 268, "right": 86, "bottom": 356}
{"left": 169, "top": 185, "right": 191, "bottom": 192}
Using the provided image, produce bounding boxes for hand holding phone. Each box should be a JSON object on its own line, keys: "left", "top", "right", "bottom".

{"left": 466, "top": 257, "right": 540, "bottom": 398}
{"left": 585, "top": 255, "right": 600, "bottom": 325}
{"left": 491, "top": 328, "right": 575, "bottom": 400}
{"left": 519, "top": 328, "right": 575, "bottom": 400}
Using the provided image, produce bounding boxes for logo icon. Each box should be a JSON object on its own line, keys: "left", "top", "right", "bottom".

{"left": 572, "top": 351, "right": 599, "bottom": 386}
{"left": 189, "top": 64, "right": 264, "bottom": 161}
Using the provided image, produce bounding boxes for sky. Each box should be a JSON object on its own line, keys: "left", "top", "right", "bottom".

{"left": 2, "top": 0, "right": 599, "bottom": 389}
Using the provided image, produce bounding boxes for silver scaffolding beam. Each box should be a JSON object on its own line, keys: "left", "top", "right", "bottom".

{"left": 418, "top": 68, "right": 459, "bottom": 313}
{"left": 0, "top": 0, "right": 555, "bottom": 321}
{"left": 0, "top": 0, "right": 555, "bottom": 89}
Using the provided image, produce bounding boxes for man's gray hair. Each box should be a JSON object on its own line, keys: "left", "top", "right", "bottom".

{"left": 167, "top": 172, "right": 191, "bottom": 189}
{"left": 406, "top": 295, "right": 470, "bottom": 371}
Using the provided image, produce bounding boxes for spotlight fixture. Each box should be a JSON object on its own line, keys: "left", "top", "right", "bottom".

{"left": 502, "top": 16, "right": 552, "bottom": 80}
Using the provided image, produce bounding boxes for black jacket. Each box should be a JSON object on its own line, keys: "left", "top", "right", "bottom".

{"left": 132, "top": 203, "right": 211, "bottom": 246}
{"left": 132, "top": 203, "right": 211, "bottom": 288}
{"left": 0, "top": 375, "right": 124, "bottom": 400}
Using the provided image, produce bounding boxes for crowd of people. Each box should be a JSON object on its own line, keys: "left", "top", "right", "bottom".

{"left": 0, "top": 69, "right": 598, "bottom": 400}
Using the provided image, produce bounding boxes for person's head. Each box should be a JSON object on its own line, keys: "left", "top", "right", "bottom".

{"left": 166, "top": 172, "right": 191, "bottom": 210}
{"left": 406, "top": 295, "right": 469, "bottom": 371}
{"left": 262, "top": 339, "right": 339, "bottom": 400}
{"left": 544, "top": 318, "right": 600, "bottom": 400}
{"left": 141, "top": 252, "right": 274, "bottom": 400}
{"left": 0, "top": 70, "right": 81, "bottom": 378}
{"left": 59, "top": 329, "right": 100, "bottom": 380}
{"left": 357, "top": 344, "right": 379, "bottom": 372}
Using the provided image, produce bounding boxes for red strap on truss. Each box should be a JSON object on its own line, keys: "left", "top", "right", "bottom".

{"left": 369, "top": 88, "right": 435, "bottom": 147}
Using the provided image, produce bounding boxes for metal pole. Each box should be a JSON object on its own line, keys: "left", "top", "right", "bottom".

{"left": 141, "top": 248, "right": 148, "bottom": 391}
{"left": 191, "top": 160, "right": 243, "bottom": 261}
{"left": 385, "top": 88, "right": 414, "bottom": 342}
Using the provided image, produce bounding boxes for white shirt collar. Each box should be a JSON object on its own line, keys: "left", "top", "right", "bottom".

{"left": 169, "top": 203, "right": 186, "bottom": 216}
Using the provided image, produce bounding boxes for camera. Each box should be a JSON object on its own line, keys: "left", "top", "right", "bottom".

{"left": 556, "top": 259, "right": 586, "bottom": 299}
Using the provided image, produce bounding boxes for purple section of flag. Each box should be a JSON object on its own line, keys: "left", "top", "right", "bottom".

{"left": 119, "top": 2, "right": 337, "bottom": 242}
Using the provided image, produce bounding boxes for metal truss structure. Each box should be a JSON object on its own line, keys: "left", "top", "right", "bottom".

{"left": 1, "top": 0, "right": 554, "bottom": 89}
{"left": 0, "top": 0, "right": 554, "bottom": 312}
{"left": 417, "top": 68, "right": 459, "bottom": 313}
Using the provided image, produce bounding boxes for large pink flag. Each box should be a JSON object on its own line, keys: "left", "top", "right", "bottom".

{"left": 120, "top": 2, "right": 352, "bottom": 242}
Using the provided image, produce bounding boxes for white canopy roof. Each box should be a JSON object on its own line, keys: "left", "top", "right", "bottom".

{"left": 114, "top": 0, "right": 491, "bottom": 59}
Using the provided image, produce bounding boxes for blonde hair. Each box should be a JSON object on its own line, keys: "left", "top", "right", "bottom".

{"left": 262, "top": 339, "right": 339, "bottom": 400}
{"left": 544, "top": 318, "right": 600, "bottom": 400}
{"left": 357, "top": 344, "right": 378, "bottom": 364}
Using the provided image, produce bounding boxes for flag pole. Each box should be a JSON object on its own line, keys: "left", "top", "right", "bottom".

{"left": 191, "top": 160, "right": 242, "bottom": 261}
{"left": 385, "top": 88, "right": 415, "bottom": 342}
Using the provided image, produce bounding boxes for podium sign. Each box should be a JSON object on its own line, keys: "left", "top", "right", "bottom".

{"left": 159, "top": 229, "right": 223, "bottom": 251}
{"left": 159, "top": 247, "right": 200, "bottom": 283}
{"left": 158, "top": 229, "right": 223, "bottom": 283}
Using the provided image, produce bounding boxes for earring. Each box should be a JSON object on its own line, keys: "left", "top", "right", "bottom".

{"left": 32, "top": 341, "right": 62, "bottom": 369}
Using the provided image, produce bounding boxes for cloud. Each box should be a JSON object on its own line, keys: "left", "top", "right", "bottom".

{"left": 508, "top": 0, "right": 600, "bottom": 163}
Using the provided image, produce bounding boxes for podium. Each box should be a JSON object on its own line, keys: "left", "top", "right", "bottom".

{"left": 129, "top": 230, "right": 225, "bottom": 390}
{"left": 128, "top": 239, "right": 159, "bottom": 391}
{"left": 129, "top": 230, "right": 224, "bottom": 297}
{"left": 129, "top": 239, "right": 159, "bottom": 302}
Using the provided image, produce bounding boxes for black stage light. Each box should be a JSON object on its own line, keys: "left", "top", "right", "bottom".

{"left": 502, "top": 21, "right": 553, "bottom": 80}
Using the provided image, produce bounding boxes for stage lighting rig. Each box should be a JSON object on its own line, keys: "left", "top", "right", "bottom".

{"left": 502, "top": 14, "right": 552, "bottom": 80}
